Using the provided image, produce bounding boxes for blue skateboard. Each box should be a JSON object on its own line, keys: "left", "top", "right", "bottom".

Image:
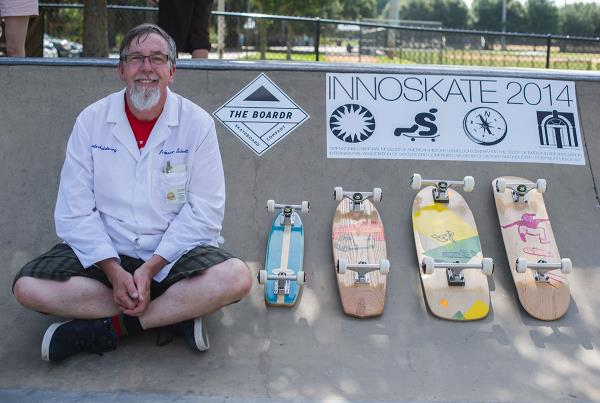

{"left": 258, "top": 200, "right": 310, "bottom": 307}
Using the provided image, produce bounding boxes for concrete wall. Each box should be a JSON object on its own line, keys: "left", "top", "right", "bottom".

{"left": 1, "top": 59, "right": 599, "bottom": 401}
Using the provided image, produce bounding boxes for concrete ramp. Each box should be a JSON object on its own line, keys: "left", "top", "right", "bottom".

{"left": 1, "top": 59, "right": 599, "bottom": 402}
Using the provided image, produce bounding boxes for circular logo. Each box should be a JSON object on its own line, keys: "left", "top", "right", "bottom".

{"left": 329, "top": 104, "right": 375, "bottom": 143}
{"left": 167, "top": 192, "right": 176, "bottom": 201}
{"left": 463, "top": 107, "right": 507, "bottom": 146}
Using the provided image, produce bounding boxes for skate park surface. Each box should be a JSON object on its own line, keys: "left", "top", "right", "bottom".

{"left": 1, "top": 59, "right": 599, "bottom": 402}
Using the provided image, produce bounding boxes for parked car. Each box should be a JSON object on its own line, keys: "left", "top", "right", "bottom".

{"left": 43, "top": 35, "right": 58, "bottom": 58}
{"left": 44, "top": 34, "right": 83, "bottom": 58}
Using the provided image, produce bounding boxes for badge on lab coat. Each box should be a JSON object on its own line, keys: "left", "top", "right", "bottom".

{"left": 162, "top": 162, "right": 187, "bottom": 204}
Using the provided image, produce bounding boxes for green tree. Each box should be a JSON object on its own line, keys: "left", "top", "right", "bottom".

{"left": 401, "top": 0, "right": 434, "bottom": 21}
{"left": 399, "top": 0, "right": 468, "bottom": 28}
{"left": 471, "top": 0, "right": 526, "bottom": 32}
{"left": 525, "top": 0, "right": 558, "bottom": 34}
{"left": 559, "top": 3, "right": 600, "bottom": 36}
{"left": 338, "top": 0, "right": 376, "bottom": 20}
{"left": 434, "top": 0, "right": 469, "bottom": 28}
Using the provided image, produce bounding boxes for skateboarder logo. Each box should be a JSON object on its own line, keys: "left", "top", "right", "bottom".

{"left": 502, "top": 213, "right": 550, "bottom": 244}
{"left": 329, "top": 104, "right": 375, "bottom": 143}
{"left": 394, "top": 108, "right": 439, "bottom": 141}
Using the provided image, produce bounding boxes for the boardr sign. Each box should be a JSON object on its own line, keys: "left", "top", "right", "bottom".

{"left": 214, "top": 73, "right": 309, "bottom": 156}
{"left": 326, "top": 73, "right": 585, "bottom": 165}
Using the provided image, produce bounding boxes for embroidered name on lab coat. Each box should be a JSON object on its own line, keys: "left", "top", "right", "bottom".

{"left": 91, "top": 144, "right": 117, "bottom": 153}
{"left": 159, "top": 148, "right": 189, "bottom": 155}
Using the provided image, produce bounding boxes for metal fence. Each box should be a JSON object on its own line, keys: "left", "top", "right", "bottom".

{"left": 20, "top": 3, "right": 600, "bottom": 70}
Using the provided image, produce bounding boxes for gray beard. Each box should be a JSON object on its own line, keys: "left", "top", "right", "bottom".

{"left": 128, "top": 84, "right": 161, "bottom": 111}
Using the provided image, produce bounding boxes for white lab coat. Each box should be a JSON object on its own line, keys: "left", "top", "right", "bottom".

{"left": 55, "top": 88, "right": 225, "bottom": 282}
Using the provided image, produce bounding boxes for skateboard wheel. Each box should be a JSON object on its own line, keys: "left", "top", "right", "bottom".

{"left": 422, "top": 256, "right": 435, "bottom": 275}
{"left": 410, "top": 173, "right": 422, "bottom": 190}
{"left": 516, "top": 257, "right": 528, "bottom": 273}
{"left": 372, "top": 187, "right": 382, "bottom": 203}
{"left": 560, "top": 258, "right": 572, "bottom": 274}
{"left": 495, "top": 178, "right": 507, "bottom": 193}
{"left": 380, "top": 259, "right": 390, "bottom": 275}
{"left": 337, "top": 259, "right": 348, "bottom": 274}
{"left": 296, "top": 271, "right": 306, "bottom": 285}
{"left": 266, "top": 200, "right": 276, "bottom": 213}
{"left": 334, "top": 187, "right": 344, "bottom": 201}
{"left": 481, "top": 257, "right": 494, "bottom": 276}
{"left": 301, "top": 201, "right": 310, "bottom": 214}
{"left": 463, "top": 176, "right": 475, "bottom": 193}
{"left": 258, "top": 270, "right": 267, "bottom": 284}
{"left": 536, "top": 179, "right": 547, "bottom": 194}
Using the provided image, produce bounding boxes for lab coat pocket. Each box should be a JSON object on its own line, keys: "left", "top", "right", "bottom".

{"left": 159, "top": 171, "right": 188, "bottom": 207}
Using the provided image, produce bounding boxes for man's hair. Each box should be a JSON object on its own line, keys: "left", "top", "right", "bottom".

{"left": 119, "top": 23, "right": 177, "bottom": 66}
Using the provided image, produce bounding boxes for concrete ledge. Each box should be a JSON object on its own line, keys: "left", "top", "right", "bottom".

{"left": 2, "top": 57, "right": 600, "bottom": 81}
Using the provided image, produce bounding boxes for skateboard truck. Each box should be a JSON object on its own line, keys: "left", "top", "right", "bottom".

{"left": 266, "top": 200, "right": 310, "bottom": 225}
{"left": 422, "top": 256, "right": 494, "bottom": 286}
{"left": 410, "top": 173, "right": 474, "bottom": 203}
{"left": 333, "top": 187, "right": 382, "bottom": 212}
{"left": 495, "top": 178, "right": 547, "bottom": 203}
{"left": 336, "top": 258, "right": 390, "bottom": 284}
{"left": 257, "top": 268, "right": 306, "bottom": 294}
{"left": 515, "top": 257, "right": 572, "bottom": 282}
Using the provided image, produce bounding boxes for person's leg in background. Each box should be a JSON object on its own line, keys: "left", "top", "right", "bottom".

{"left": 189, "top": 0, "right": 213, "bottom": 59}
{"left": 4, "top": 15, "right": 30, "bottom": 56}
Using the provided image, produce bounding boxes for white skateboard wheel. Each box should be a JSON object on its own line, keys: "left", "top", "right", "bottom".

{"left": 422, "top": 256, "right": 435, "bottom": 275}
{"left": 334, "top": 186, "right": 344, "bottom": 201}
{"left": 337, "top": 259, "right": 348, "bottom": 274}
{"left": 372, "top": 187, "right": 382, "bottom": 203}
{"left": 516, "top": 257, "right": 528, "bottom": 273}
{"left": 266, "top": 200, "right": 275, "bottom": 213}
{"left": 481, "top": 257, "right": 494, "bottom": 276}
{"left": 463, "top": 176, "right": 475, "bottom": 193}
{"left": 301, "top": 201, "right": 310, "bottom": 214}
{"left": 380, "top": 258, "right": 390, "bottom": 275}
{"left": 495, "top": 178, "right": 507, "bottom": 193}
{"left": 536, "top": 179, "right": 547, "bottom": 194}
{"left": 561, "top": 258, "right": 572, "bottom": 274}
{"left": 411, "top": 173, "right": 422, "bottom": 190}
{"left": 258, "top": 270, "right": 267, "bottom": 284}
{"left": 296, "top": 271, "right": 306, "bottom": 285}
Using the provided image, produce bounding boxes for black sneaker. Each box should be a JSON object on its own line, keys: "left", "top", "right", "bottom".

{"left": 175, "top": 317, "right": 209, "bottom": 351}
{"left": 41, "top": 318, "right": 117, "bottom": 362}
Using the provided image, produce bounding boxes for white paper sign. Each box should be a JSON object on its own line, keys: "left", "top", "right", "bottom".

{"left": 214, "top": 73, "right": 309, "bottom": 156}
{"left": 326, "top": 73, "right": 585, "bottom": 165}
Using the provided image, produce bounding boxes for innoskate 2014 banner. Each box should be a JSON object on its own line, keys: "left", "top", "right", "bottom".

{"left": 326, "top": 73, "right": 585, "bottom": 165}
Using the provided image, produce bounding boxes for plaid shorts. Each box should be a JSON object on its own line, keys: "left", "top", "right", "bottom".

{"left": 13, "top": 243, "right": 236, "bottom": 299}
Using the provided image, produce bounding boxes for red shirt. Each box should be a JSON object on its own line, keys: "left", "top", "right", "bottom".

{"left": 125, "top": 97, "right": 159, "bottom": 149}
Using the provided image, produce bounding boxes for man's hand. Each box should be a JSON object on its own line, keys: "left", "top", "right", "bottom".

{"left": 97, "top": 258, "right": 139, "bottom": 311}
{"left": 125, "top": 265, "right": 153, "bottom": 316}
{"left": 124, "top": 254, "right": 168, "bottom": 316}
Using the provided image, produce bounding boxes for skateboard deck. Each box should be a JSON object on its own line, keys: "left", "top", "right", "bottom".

{"left": 493, "top": 176, "right": 570, "bottom": 320}
{"left": 412, "top": 186, "right": 491, "bottom": 321}
{"left": 263, "top": 205, "right": 305, "bottom": 307}
{"left": 332, "top": 195, "right": 388, "bottom": 318}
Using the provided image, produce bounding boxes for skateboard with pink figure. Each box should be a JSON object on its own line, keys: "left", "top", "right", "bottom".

{"left": 493, "top": 176, "right": 572, "bottom": 320}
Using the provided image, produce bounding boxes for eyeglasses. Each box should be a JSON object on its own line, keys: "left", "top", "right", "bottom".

{"left": 121, "top": 53, "right": 170, "bottom": 66}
